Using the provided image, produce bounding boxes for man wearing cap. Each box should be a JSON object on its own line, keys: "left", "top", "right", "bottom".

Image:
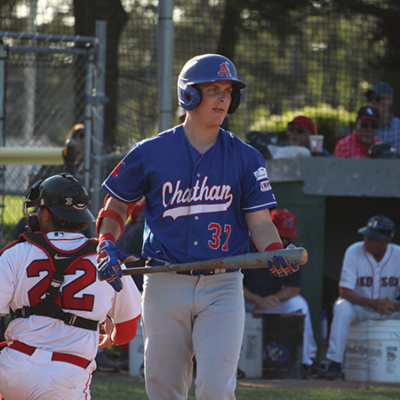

{"left": 287, "top": 116, "right": 332, "bottom": 156}
{"left": 334, "top": 106, "right": 382, "bottom": 158}
{"left": 366, "top": 82, "right": 400, "bottom": 151}
{"left": 243, "top": 209, "right": 318, "bottom": 378}
{"left": 325, "top": 215, "right": 400, "bottom": 380}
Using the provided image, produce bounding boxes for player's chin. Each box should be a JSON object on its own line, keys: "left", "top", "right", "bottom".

{"left": 212, "top": 110, "right": 227, "bottom": 125}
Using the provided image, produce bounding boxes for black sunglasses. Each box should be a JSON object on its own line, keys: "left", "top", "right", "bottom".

{"left": 288, "top": 126, "right": 305, "bottom": 134}
{"left": 360, "top": 121, "right": 379, "bottom": 129}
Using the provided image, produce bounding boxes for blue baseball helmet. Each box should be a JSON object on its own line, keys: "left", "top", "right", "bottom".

{"left": 177, "top": 54, "right": 246, "bottom": 114}
{"left": 358, "top": 215, "right": 395, "bottom": 240}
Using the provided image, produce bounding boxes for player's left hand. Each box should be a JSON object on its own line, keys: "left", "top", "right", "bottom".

{"left": 97, "top": 240, "right": 139, "bottom": 292}
{"left": 267, "top": 255, "right": 299, "bottom": 277}
{"left": 99, "top": 316, "right": 114, "bottom": 348}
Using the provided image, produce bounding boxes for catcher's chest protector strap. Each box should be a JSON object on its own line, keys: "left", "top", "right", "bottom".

{"left": 14, "top": 232, "right": 99, "bottom": 331}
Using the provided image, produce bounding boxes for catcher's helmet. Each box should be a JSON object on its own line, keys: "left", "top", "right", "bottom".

{"left": 177, "top": 54, "right": 246, "bottom": 114}
{"left": 24, "top": 172, "right": 95, "bottom": 225}
{"left": 358, "top": 215, "right": 395, "bottom": 240}
{"left": 369, "top": 141, "right": 398, "bottom": 159}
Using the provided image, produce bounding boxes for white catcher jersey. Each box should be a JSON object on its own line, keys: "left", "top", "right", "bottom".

{"left": 339, "top": 241, "right": 400, "bottom": 300}
{"left": 0, "top": 231, "right": 141, "bottom": 361}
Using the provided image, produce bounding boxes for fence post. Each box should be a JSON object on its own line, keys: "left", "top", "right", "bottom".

{"left": 91, "top": 20, "right": 108, "bottom": 227}
{"left": 157, "top": 0, "right": 175, "bottom": 132}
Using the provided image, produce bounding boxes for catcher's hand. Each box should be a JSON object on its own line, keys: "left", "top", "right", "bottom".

{"left": 267, "top": 244, "right": 300, "bottom": 277}
{"left": 96, "top": 240, "right": 139, "bottom": 292}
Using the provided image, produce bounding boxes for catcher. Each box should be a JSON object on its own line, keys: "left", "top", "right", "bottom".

{"left": 0, "top": 173, "right": 141, "bottom": 400}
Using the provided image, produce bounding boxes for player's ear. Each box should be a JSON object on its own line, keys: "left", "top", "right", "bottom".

{"left": 37, "top": 207, "right": 53, "bottom": 231}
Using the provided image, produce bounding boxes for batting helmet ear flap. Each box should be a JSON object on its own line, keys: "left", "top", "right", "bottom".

{"left": 177, "top": 81, "right": 202, "bottom": 111}
{"left": 228, "top": 87, "right": 242, "bottom": 114}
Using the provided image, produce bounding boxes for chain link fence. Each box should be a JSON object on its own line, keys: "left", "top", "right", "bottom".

{"left": 0, "top": 30, "right": 100, "bottom": 246}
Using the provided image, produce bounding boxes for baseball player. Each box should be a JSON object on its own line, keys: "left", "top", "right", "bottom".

{"left": 243, "top": 208, "right": 318, "bottom": 377}
{"left": 0, "top": 173, "right": 141, "bottom": 400}
{"left": 96, "top": 54, "right": 299, "bottom": 400}
{"left": 325, "top": 215, "right": 400, "bottom": 380}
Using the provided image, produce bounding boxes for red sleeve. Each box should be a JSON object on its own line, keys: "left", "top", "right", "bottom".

{"left": 111, "top": 315, "right": 141, "bottom": 345}
{"left": 339, "top": 286, "right": 352, "bottom": 291}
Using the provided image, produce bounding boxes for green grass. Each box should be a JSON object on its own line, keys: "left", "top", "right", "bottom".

{"left": 90, "top": 373, "right": 400, "bottom": 400}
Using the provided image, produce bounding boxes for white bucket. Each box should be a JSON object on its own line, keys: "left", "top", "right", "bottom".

{"left": 129, "top": 318, "right": 144, "bottom": 378}
{"left": 238, "top": 313, "right": 263, "bottom": 378}
{"left": 345, "top": 319, "right": 400, "bottom": 383}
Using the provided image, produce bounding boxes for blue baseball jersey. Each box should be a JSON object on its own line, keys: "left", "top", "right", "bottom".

{"left": 103, "top": 126, "right": 277, "bottom": 264}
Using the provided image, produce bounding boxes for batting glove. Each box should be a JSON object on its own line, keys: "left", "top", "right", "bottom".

{"left": 267, "top": 256, "right": 299, "bottom": 277}
{"left": 97, "top": 240, "right": 138, "bottom": 292}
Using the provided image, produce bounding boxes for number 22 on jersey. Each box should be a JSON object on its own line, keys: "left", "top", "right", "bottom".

{"left": 27, "top": 259, "right": 96, "bottom": 311}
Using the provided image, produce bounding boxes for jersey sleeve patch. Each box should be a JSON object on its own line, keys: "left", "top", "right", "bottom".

{"left": 254, "top": 167, "right": 268, "bottom": 181}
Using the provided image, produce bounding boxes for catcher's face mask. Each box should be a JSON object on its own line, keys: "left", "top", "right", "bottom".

{"left": 22, "top": 179, "right": 43, "bottom": 232}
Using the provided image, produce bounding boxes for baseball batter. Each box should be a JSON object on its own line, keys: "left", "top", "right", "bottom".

{"left": 96, "top": 54, "right": 299, "bottom": 399}
{"left": 325, "top": 215, "right": 400, "bottom": 379}
{"left": 0, "top": 174, "right": 141, "bottom": 400}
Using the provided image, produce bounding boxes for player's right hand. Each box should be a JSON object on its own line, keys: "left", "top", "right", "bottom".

{"left": 96, "top": 240, "right": 139, "bottom": 292}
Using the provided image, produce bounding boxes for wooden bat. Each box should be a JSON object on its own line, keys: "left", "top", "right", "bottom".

{"left": 122, "top": 247, "right": 308, "bottom": 276}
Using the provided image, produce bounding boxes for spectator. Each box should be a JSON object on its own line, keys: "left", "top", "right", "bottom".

{"left": 366, "top": 82, "right": 400, "bottom": 151}
{"left": 242, "top": 208, "right": 318, "bottom": 379}
{"left": 324, "top": 215, "right": 400, "bottom": 380}
{"left": 334, "top": 106, "right": 381, "bottom": 158}
{"left": 28, "top": 123, "right": 85, "bottom": 188}
{"left": 287, "top": 116, "right": 332, "bottom": 157}
{"left": 13, "top": 124, "right": 88, "bottom": 241}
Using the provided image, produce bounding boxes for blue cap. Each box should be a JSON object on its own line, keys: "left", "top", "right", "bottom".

{"left": 358, "top": 215, "right": 395, "bottom": 240}
{"left": 366, "top": 82, "right": 394, "bottom": 99}
{"left": 356, "top": 106, "right": 379, "bottom": 122}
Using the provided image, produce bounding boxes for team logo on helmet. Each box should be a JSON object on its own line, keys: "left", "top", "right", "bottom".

{"left": 217, "top": 62, "right": 232, "bottom": 77}
{"left": 73, "top": 203, "right": 88, "bottom": 210}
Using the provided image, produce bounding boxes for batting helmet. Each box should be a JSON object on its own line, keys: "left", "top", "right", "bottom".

{"left": 23, "top": 173, "right": 95, "bottom": 226}
{"left": 358, "top": 215, "right": 395, "bottom": 240}
{"left": 177, "top": 54, "right": 246, "bottom": 114}
{"left": 369, "top": 141, "right": 398, "bottom": 159}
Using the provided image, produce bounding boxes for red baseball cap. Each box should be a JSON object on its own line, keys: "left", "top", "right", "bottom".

{"left": 271, "top": 209, "right": 298, "bottom": 239}
{"left": 288, "top": 116, "right": 314, "bottom": 132}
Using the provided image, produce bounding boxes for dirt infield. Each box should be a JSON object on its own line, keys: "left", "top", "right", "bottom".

{"left": 237, "top": 377, "right": 400, "bottom": 390}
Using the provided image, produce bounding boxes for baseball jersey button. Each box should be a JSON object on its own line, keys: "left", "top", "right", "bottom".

{"left": 197, "top": 173, "right": 201, "bottom": 177}
{"left": 195, "top": 216, "right": 199, "bottom": 220}
{"left": 194, "top": 241, "right": 198, "bottom": 245}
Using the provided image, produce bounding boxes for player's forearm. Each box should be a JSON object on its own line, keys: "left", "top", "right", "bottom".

{"left": 99, "top": 198, "right": 129, "bottom": 239}
{"left": 245, "top": 210, "right": 282, "bottom": 251}
{"left": 274, "top": 286, "right": 300, "bottom": 302}
{"left": 340, "top": 288, "right": 374, "bottom": 308}
{"left": 243, "top": 286, "right": 264, "bottom": 306}
{"left": 110, "top": 317, "right": 140, "bottom": 345}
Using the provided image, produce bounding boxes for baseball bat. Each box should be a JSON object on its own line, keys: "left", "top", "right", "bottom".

{"left": 122, "top": 247, "right": 308, "bottom": 276}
